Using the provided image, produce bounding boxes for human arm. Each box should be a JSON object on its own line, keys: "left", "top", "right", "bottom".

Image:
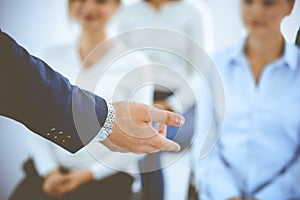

{"left": 0, "top": 29, "right": 184, "bottom": 154}
{"left": 28, "top": 135, "right": 71, "bottom": 198}
{"left": 29, "top": 135, "right": 61, "bottom": 177}
{"left": 0, "top": 30, "right": 107, "bottom": 153}
{"left": 41, "top": 168, "right": 93, "bottom": 198}
{"left": 193, "top": 146, "right": 242, "bottom": 200}
{"left": 254, "top": 150, "right": 300, "bottom": 199}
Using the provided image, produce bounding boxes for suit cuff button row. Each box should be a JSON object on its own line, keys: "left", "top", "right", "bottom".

{"left": 45, "top": 128, "right": 72, "bottom": 143}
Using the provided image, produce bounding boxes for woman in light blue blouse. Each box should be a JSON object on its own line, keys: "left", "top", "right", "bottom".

{"left": 194, "top": 0, "right": 300, "bottom": 199}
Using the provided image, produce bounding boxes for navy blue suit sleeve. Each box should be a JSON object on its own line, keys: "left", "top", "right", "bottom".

{"left": 0, "top": 30, "right": 108, "bottom": 153}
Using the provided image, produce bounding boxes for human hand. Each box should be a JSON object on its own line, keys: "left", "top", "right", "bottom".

{"left": 42, "top": 170, "right": 68, "bottom": 198}
{"left": 63, "top": 170, "right": 93, "bottom": 193}
{"left": 101, "top": 101, "right": 185, "bottom": 154}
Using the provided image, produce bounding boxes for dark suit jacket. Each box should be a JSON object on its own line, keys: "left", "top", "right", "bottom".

{"left": 0, "top": 30, "right": 108, "bottom": 153}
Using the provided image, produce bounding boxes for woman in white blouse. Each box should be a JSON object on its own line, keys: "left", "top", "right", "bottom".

{"left": 10, "top": 0, "right": 152, "bottom": 200}
{"left": 111, "top": 1, "right": 211, "bottom": 200}
{"left": 112, "top": 0, "right": 211, "bottom": 114}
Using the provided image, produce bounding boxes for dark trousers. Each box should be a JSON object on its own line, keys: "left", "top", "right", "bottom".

{"left": 9, "top": 159, "right": 134, "bottom": 200}
{"left": 140, "top": 152, "right": 164, "bottom": 200}
{"left": 140, "top": 91, "right": 195, "bottom": 200}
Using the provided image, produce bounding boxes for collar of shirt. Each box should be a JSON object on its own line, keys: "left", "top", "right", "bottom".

{"left": 227, "top": 37, "right": 299, "bottom": 71}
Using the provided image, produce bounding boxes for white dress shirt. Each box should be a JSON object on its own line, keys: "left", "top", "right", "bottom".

{"left": 194, "top": 40, "right": 300, "bottom": 200}
{"left": 111, "top": 1, "right": 209, "bottom": 112}
{"left": 29, "top": 39, "right": 153, "bottom": 192}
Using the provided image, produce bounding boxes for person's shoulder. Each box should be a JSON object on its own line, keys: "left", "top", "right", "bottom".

{"left": 211, "top": 46, "right": 237, "bottom": 64}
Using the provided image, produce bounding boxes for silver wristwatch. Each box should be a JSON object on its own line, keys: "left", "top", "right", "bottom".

{"left": 94, "top": 103, "right": 116, "bottom": 141}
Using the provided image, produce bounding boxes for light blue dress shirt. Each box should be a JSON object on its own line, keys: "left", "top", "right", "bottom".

{"left": 194, "top": 40, "right": 300, "bottom": 200}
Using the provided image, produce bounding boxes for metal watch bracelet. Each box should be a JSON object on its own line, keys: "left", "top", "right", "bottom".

{"left": 95, "top": 103, "right": 116, "bottom": 141}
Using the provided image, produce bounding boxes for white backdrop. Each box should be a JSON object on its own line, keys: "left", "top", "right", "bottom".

{"left": 0, "top": 0, "right": 299, "bottom": 199}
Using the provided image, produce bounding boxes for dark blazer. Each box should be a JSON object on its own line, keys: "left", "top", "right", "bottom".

{"left": 0, "top": 30, "right": 108, "bottom": 153}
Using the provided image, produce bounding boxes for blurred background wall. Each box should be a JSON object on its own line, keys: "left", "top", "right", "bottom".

{"left": 0, "top": 0, "right": 299, "bottom": 199}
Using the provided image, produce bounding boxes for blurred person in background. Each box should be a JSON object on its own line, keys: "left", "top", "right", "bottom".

{"left": 9, "top": 0, "right": 154, "bottom": 199}
{"left": 111, "top": 0, "right": 211, "bottom": 199}
{"left": 193, "top": 0, "right": 300, "bottom": 199}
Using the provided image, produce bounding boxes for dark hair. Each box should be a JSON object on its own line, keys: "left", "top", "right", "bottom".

{"left": 296, "top": 28, "right": 300, "bottom": 47}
